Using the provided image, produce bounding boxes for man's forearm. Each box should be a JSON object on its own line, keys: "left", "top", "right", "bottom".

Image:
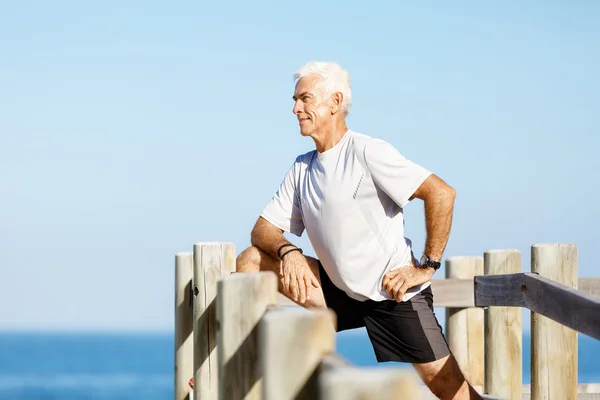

{"left": 251, "top": 217, "right": 295, "bottom": 261}
{"left": 423, "top": 188, "right": 456, "bottom": 261}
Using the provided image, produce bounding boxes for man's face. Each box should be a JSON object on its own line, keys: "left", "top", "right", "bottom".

{"left": 292, "top": 75, "right": 333, "bottom": 137}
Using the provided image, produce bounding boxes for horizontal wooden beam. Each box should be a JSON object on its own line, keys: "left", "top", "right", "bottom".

{"left": 579, "top": 277, "right": 600, "bottom": 299}
{"left": 319, "top": 352, "right": 352, "bottom": 372}
{"left": 274, "top": 275, "right": 600, "bottom": 309}
{"left": 275, "top": 292, "right": 299, "bottom": 307}
{"left": 431, "top": 278, "right": 474, "bottom": 307}
{"left": 474, "top": 273, "right": 600, "bottom": 339}
{"left": 474, "top": 273, "right": 526, "bottom": 307}
{"left": 522, "top": 383, "right": 600, "bottom": 394}
{"left": 276, "top": 280, "right": 477, "bottom": 308}
{"left": 320, "top": 365, "right": 420, "bottom": 399}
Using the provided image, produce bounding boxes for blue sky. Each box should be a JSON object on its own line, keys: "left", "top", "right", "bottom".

{"left": 1, "top": 1, "right": 598, "bottom": 331}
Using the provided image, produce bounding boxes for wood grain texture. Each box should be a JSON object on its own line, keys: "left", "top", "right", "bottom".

{"left": 193, "top": 242, "right": 236, "bottom": 400}
{"left": 430, "top": 278, "right": 474, "bottom": 307}
{"left": 319, "top": 367, "right": 419, "bottom": 400}
{"left": 175, "top": 252, "right": 194, "bottom": 400}
{"left": 260, "top": 308, "right": 336, "bottom": 400}
{"left": 216, "top": 272, "right": 277, "bottom": 400}
{"left": 531, "top": 243, "right": 578, "bottom": 400}
{"left": 445, "top": 256, "right": 484, "bottom": 388}
{"left": 483, "top": 249, "right": 522, "bottom": 400}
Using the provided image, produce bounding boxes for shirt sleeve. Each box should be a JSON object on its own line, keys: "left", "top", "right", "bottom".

{"left": 260, "top": 158, "right": 305, "bottom": 236}
{"left": 363, "top": 139, "right": 432, "bottom": 208}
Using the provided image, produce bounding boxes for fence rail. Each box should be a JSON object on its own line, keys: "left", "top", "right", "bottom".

{"left": 176, "top": 242, "right": 424, "bottom": 400}
{"left": 174, "top": 242, "right": 600, "bottom": 400}
{"left": 474, "top": 272, "right": 600, "bottom": 340}
{"left": 427, "top": 276, "right": 600, "bottom": 308}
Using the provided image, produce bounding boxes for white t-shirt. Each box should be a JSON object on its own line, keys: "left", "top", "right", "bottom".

{"left": 261, "top": 130, "right": 432, "bottom": 302}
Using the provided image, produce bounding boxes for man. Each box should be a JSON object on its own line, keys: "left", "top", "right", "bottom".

{"left": 236, "top": 61, "right": 481, "bottom": 400}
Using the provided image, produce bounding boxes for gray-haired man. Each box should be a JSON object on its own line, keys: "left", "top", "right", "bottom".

{"left": 237, "top": 61, "right": 482, "bottom": 400}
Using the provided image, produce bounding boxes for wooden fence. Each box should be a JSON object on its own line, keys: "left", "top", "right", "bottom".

{"left": 174, "top": 242, "right": 600, "bottom": 400}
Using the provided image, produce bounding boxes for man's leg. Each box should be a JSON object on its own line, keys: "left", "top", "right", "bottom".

{"left": 412, "top": 355, "right": 482, "bottom": 400}
{"left": 363, "top": 286, "right": 482, "bottom": 400}
{"left": 236, "top": 246, "right": 327, "bottom": 308}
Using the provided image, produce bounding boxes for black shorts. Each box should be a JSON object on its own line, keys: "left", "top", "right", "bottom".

{"left": 318, "top": 262, "right": 450, "bottom": 364}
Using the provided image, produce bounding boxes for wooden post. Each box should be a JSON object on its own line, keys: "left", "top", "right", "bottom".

{"left": 445, "top": 256, "right": 484, "bottom": 389}
{"left": 319, "top": 368, "right": 420, "bottom": 400}
{"left": 531, "top": 243, "right": 578, "bottom": 400}
{"left": 175, "top": 252, "right": 194, "bottom": 400}
{"left": 193, "top": 242, "right": 236, "bottom": 400}
{"left": 483, "top": 249, "right": 522, "bottom": 400}
{"left": 216, "top": 272, "right": 278, "bottom": 400}
{"left": 260, "top": 308, "right": 336, "bottom": 400}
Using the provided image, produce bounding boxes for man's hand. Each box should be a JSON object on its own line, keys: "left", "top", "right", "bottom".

{"left": 280, "top": 250, "right": 320, "bottom": 304}
{"left": 382, "top": 266, "right": 433, "bottom": 302}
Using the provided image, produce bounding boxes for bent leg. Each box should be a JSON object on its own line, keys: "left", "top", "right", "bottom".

{"left": 236, "top": 246, "right": 327, "bottom": 308}
{"left": 412, "top": 354, "right": 482, "bottom": 400}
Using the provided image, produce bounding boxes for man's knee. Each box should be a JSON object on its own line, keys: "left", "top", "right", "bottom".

{"left": 236, "top": 246, "right": 261, "bottom": 272}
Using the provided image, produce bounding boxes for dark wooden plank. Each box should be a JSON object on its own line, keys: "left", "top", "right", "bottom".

{"left": 474, "top": 273, "right": 527, "bottom": 307}
{"left": 475, "top": 273, "right": 600, "bottom": 340}
{"left": 522, "top": 273, "right": 600, "bottom": 340}
{"left": 579, "top": 278, "right": 600, "bottom": 299}
{"left": 431, "top": 278, "right": 475, "bottom": 307}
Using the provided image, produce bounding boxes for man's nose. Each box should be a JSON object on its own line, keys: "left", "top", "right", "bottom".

{"left": 292, "top": 100, "right": 302, "bottom": 115}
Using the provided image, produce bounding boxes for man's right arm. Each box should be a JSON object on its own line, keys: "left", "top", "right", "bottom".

{"left": 250, "top": 216, "right": 297, "bottom": 261}
{"left": 251, "top": 216, "right": 318, "bottom": 304}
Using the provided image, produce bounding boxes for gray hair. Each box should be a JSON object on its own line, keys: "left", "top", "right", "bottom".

{"left": 293, "top": 61, "right": 352, "bottom": 115}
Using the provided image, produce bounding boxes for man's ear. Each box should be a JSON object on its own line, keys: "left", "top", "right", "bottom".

{"left": 331, "top": 92, "right": 344, "bottom": 114}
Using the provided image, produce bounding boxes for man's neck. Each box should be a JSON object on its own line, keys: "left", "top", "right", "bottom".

{"left": 312, "top": 121, "right": 349, "bottom": 153}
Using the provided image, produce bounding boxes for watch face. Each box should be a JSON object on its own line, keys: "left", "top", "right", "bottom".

{"left": 419, "top": 255, "right": 440, "bottom": 270}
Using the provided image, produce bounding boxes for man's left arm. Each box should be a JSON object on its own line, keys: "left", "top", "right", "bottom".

{"left": 411, "top": 174, "right": 456, "bottom": 263}
{"left": 382, "top": 174, "right": 456, "bottom": 301}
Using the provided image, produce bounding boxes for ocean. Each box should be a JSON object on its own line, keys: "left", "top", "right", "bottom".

{"left": 0, "top": 330, "right": 598, "bottom": 399}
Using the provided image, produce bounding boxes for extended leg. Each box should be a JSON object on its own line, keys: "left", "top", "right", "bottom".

{"left": 236, "top": 246, "right": 327, "bottom": 308}
{"left": 412, "top": 354, "right": 482, "bottom": 400}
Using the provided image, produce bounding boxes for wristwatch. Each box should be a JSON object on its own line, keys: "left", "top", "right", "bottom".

{"left": 419, "top": 254, "right": 441, "bottom": 271}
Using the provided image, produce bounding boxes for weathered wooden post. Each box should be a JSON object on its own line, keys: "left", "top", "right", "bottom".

{"left": 216, "top": 272, "right": 278, "bottom": 400}
{"left": 445, "top": 256, "right": 484, "bottom": 389}
{"left": 260, "top": 308, "right": 336, "bottom": 400}
{"left": 319, "top": 367, "right": 420, "bottom": 399}
{"left": 483, "top": 249, "right": 522, "bottom": 400}
{"left": 531, "top": 243, "right": 578, "bottom": 400}
{"left": 175, "top": 252, "right": 194, "bottom": 400}
{"left": 193, "top": 242, "right": 236, "bottom": 400}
